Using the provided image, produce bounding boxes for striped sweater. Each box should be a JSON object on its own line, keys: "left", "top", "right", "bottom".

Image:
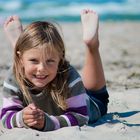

{"left": 0, "top": 66, "right": 89, "bottom": 131}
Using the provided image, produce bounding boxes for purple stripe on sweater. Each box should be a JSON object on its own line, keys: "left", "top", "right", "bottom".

{"left": 66, "top": 106, "right": 88, "bottom": 116}
{"left": 3, "top": 97, "right": 22, "bottom": 107}
{"left": 0, "top": 106, "right": 22, "bottom": 119}
{"left": 66, "top": 94, "right": 87, "bottom": 108}
{"left": 65, "top": 114, "right": 78, "bottom": 126}
{"left": 6, "top": 112, "right": 15, "bottom": 129}
{"left": 13, "top": 98, "right": 22, "bottom": 105}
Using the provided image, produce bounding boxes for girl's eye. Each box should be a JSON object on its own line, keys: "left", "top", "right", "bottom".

{"left": 29, "top": 59, "right": 38, "bottom": 64}
{"left": 46, "top": 59, "right": 55, "bottom": 64}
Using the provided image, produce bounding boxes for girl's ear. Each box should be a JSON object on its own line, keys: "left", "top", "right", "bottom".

{"left": 17, "top": 51, "right": 21, "bottom": 56}
{"left": 17, "top": 51, "right": 23, "bottom": 65}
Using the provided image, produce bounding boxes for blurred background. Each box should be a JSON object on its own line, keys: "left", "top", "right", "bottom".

{"left": 0, "top": 0, "right": 140, "bottom": 24}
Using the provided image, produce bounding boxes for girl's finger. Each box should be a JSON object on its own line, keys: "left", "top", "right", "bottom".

{"left": 28, "top": 103, "right": 37, "bottom": 110}
{"left": 27, "top": 120, "right": 37, "bottom": 127}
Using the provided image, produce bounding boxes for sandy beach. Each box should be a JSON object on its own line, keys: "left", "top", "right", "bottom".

{"left": 0, "top": 21, "right": 140, "bottom": 140}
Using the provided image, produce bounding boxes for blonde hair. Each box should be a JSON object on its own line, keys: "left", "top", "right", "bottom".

{"left": 13, "top": 21, "right": 70, "bottom": 110}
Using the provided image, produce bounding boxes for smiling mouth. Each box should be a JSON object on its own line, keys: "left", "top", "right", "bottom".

{"left": 33, "top": 75, "right": 48, "bottom": 80}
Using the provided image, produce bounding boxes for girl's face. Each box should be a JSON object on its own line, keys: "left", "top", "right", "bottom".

{"left": 21, "top": 47, "right": 60, "bottom": 89}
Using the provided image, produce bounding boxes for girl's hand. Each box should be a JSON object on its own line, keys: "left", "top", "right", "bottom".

{"left": 32, "top": 109, "right": 45, "bottom": 130}
{"left": 22, "top": 104, "right": 42, "bottom": 127}
{"left": 22, "top": 104, "right": 45, "bottom": 130}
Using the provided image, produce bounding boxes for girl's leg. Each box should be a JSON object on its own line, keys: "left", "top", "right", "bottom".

{"left": 81, "top": 9, "right": 106, "bottom": 91}
{"left": 81, "top": 9, "right": 109, "bottom": 120}
{"left": 4, "top": 15, "right": 23, "bottom": 48}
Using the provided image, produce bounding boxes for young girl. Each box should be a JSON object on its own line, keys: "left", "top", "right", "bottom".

{"left": 0, "top": 9, "right": 109, "bottom": 131}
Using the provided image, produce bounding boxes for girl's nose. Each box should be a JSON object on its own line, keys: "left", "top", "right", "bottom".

{"left": 38, "top": 62, "right": 46, "bottom": 71}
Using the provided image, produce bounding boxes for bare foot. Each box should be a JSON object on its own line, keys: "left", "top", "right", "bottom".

{"left": 81, "top": 9, "right": 99, "bottom": 49}
{"left": 4, "top": 15, "right": 23, "bottom": 48}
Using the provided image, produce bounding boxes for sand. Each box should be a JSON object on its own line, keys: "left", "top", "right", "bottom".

{"left": 0, "top": 21, "right": 140, "bottom": 140}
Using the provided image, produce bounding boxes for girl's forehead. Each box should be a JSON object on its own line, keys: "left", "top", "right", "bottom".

{"left": 24, "top": 46, "right": 59, "bottom": 58}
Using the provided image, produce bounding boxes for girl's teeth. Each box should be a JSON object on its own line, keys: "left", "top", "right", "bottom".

{"left": 36, "top": 75, "right": 46, "bottom": 78}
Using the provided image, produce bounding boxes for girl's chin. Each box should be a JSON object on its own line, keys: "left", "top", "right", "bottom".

{"left": 34, "top": 83, "right": 47, "bottom": 89}
{"left": 36, "top": 85, "right": 46, "bottom": 88}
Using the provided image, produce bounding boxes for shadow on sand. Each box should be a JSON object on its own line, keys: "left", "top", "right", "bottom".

{"left": 89, "top": 111, "right": 140, "bottom": 127}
